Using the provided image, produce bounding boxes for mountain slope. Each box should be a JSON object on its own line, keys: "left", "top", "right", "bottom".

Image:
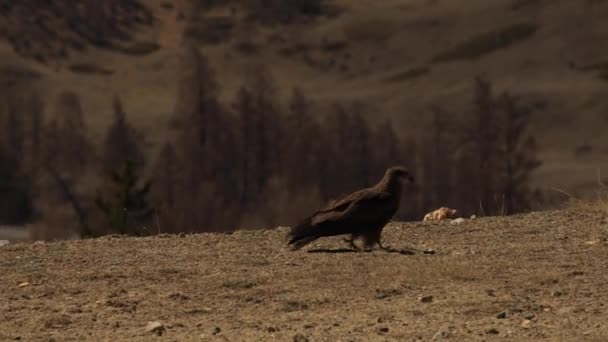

{"left": 1, "top": 0, "right": 608, "bottom": 194}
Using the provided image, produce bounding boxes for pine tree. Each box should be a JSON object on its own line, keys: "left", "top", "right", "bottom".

{"left": 95, "top": 160, "right": 154, "bottom": 236}
{"left": 419, "top": 106, "right": 455, "bottom": 212}
{"left": 283, "top": 88, "right": 322, "bottom": 190}
{"left": 101, "top": 96, "right": 145, "bottom": 174}
{"left": 459, "top": 76, "right": 502, "bottom": 215}
{"left": 169, "top": 45, "right": 239, "bottom": 231}
{"left": 233, "top": 67, "right": 282, "bottom": 212}
{"left": 498, "top": 92, "right": 542, "bottom": 214}
{"left": 44, "top": 91, "right": 93, "bottom": 176}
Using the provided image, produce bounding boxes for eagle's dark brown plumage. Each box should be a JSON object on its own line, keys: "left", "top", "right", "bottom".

{"left": 287, "top": 166, "right": 414, "bottom": 251}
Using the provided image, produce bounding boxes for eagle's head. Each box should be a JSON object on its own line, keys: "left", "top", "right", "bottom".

{"left": 386, "top": 166, "right": 414, "bottom": 183}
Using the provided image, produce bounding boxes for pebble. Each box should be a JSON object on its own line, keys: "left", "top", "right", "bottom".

{"left": 496, "top": 311, "right": 508, "bottom": 319}
{"left": 521, "top": 319, "right": 531, "bottom": 328}
{"left": 211, "top": 326, "right": 221, "bottom": 335}
{"left": 377, "top": 327, "right": 389, "bottom": 334}
{"left": 293, "top": 334, "right": 309, "bottom": 342}
{"left": 418, "top": 295, "right": 433, "bottom": 303}
{"left": 485, "top": 328, "right": 499, "bottom": 335}
{"left": 145, "top": 321, "right": 166, "bottom": 336}
{"left": 18, "top": 282, "right": 30, "bottom": 288}
{"left": 583, "top": 239, "right": 601, "bottom": 246}
{"left": 0, "top": 240, "right": 9, "bottom": 247}
{"left": 433, "top": 329, "right": 451, "bottom": 340}
{"left": 450, "top": 218, "right": 465, "bottom": 225}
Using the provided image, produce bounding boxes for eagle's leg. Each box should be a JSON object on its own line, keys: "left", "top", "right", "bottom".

{"left": 377, "top": 239, "right": 388, "bottom": 250}
{"left": 362, "top": 229, "right": 385, "bottom": 251}
{"left": 344, "top": 234, "right": 361, "bottom": 251}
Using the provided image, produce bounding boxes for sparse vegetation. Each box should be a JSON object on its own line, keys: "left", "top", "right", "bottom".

{"left": 119, "top": 41, "right": 161, "bottom": 55}
{"left": 431, "top": 23, "right": 539, "bottom": 63}
{"left": 385, "top": 66, "right": 430, "bottom": 83}
{"left": 68, "top": 63, "right": 114, "bottom": 75}
{"left": 184, "top": 17, "right": 235, "bottom": 45}
{"left": 1, "top": 1, "right": 154, "bottom": 62}
{"left": 0, "top": 65, "right": 42, "bottom": 85}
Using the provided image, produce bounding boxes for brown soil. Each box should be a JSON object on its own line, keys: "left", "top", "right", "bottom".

{"left": 2, "top": 209, "right": 608, "bottom": 341}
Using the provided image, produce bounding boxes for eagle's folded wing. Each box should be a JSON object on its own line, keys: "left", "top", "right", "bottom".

{"left": 311, "top": 190, "right": 392, "bottom": 225}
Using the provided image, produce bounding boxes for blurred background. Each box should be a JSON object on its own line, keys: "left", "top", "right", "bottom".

{"left": 0, "top": 0, "right": 606, "bottom": 241}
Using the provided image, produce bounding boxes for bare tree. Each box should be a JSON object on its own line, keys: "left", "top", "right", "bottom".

{"left": 498, "top": 92, "right": 542, "bottom": 214}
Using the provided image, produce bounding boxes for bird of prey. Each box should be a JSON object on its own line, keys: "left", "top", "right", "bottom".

{"left": 287, "top": 166, "right": 414, "bottom": 251}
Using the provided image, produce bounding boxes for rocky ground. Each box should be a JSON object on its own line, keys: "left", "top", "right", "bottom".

{"left": 1, "top": 209, "right": 608, "bottom": 341}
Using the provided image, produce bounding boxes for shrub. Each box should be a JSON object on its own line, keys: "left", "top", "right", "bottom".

{"left": 431, "top": 23, "right": 539, "bottom": 63}
{"left": 68, "top": 63, "right": 114, "bottom": 75}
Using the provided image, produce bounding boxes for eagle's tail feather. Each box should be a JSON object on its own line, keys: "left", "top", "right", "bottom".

{"left": 287, "top": 217, "right": 320, "bottom": 250}
{"left": 287, "top": 217, "right": 354, "bottom": 250}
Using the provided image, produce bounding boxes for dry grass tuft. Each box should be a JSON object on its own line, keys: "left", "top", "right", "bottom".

{"left": 566, "top": 169, "right": 608, "bottom": 215}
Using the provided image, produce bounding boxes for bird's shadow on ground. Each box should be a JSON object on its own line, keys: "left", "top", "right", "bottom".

{"left": 307, "top": 247, "right": 418, "bottom": 255}
{"left": 307, "top": 248, "right": 358, "bottom": 254}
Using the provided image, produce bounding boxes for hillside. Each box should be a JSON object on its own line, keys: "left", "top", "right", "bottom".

{"left": 2, "top": 209, "right": 608, "bottom": 341}
{"left": 1, "top": 0, "right": 608, "bottom": 197}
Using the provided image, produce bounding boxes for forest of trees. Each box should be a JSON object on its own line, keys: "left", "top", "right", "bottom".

{"left": 0, "top": 45, "right": 543, "bottom": 238}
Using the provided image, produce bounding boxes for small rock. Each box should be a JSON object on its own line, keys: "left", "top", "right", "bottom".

{"left": 18, "top": 282, "right": 30, "bottom": 288}
{"left": 423, "top": 248, "right": 436, "bottom": 255}
{"left": 145, "top": 321, "right": 165, "bottom": 336}
{"left": 552, "top": 290, "right": 563, "bottom": 297}
{"left": 450, "top": 218, "right": 465, "bottom": 225}
{"left": 267, "top": 326, "right": 278, "bottom": 333}
{"left": 583, "top": 239, "right": 601, "bottom": 246}
{"left": 470, "top": 215, "right": 477, "bottom": 219}
{"left": 0, "top": 240, "right": 10, "bottom": 247}
{"left": 377, "top": 327, "right": 389, "bottom": 334}
{"left": 33, "top": 240, "right": 45, "bottom": 245}
{"left": 211, "top": 326, "right": 221, "bottom": 335}
{"left": 524, "top": 313, "right": 536, "bottom": 320}
{"left": 521, "top": 319, "right": 531, "bottom": 328}
{"left": 293, "top": 334, "right": 309, "bottom": 342}
{"left": 485, "top": 328, "right": 499, "bottom": 335}
{"left": 418, "top": 295, "right": 433, "bottom": 303}
{"left": 433, "top": 329, "right": 451, "bottom": 340}
{"left": 496, "top": 311, "right": 508, "bottom": 319}
{"left": 168, "top": 292, "right": 190, "bottom": 301}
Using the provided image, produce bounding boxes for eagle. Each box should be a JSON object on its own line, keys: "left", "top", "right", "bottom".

{"left": 287, "top": 166, "right": 414, "bottom": 251}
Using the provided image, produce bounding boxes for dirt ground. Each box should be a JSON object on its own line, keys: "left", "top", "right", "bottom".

{"left": 1, "top": 209, "right": 608, "bottom": 341}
